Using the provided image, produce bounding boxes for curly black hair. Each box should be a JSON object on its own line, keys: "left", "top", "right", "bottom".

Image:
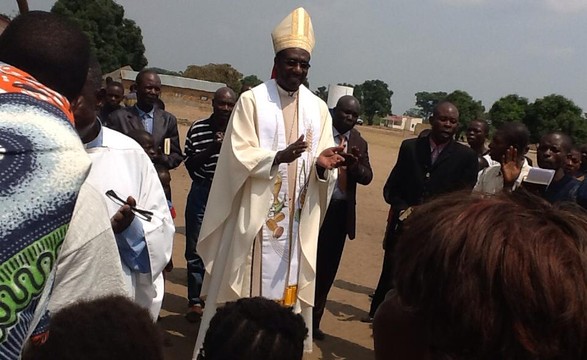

{"left": 23, "top": 295, "right": 164, "bottom": 360}
{"left": 0, "top": 11, "right": 90, "bottom": 101}
{"left": 198, "top": 297, "right": 308, "bottom": 360}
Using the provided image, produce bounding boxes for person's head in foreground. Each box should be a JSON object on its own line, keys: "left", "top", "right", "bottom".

{"left": 374, "top": 191, "right": 587, "bottom": 360}
{"left": 23, "top": 295, "right": 164, "bottom": 360}
{"left": 198, "top": 297, "right": 307, "bottom": 360}
{"left": 0, "top": 11, "right": 90, "bottom": 102}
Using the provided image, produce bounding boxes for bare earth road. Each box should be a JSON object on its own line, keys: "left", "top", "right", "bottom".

{"left": 160, "top": 124, "right": 409, "bottom": 360}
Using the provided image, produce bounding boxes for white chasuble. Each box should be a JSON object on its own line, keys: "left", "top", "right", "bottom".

{"left": 192, "top": 79, "right": 335, "bottom": 358}
{"left": 253, "top": 82, "right": 321, "bottom": 303}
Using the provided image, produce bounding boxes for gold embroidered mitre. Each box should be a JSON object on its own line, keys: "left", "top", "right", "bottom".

{"left": 271, "top": 7, "right": 315, "bottom": 55}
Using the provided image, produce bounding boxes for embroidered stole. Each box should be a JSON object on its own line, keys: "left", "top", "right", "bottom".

{"left": 252, "top": 80, "right": 320, "bottom": 304}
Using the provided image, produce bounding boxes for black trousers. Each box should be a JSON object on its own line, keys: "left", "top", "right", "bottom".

{"left": 313, "top": 199, "right": 348, "bottom": 330}
{"left": 368, "top": 219, "right": 399, "bottom": 317}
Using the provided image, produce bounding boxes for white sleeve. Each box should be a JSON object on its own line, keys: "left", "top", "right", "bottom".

{"left": 49, "top": 182, "right": 130, "bottom": 313}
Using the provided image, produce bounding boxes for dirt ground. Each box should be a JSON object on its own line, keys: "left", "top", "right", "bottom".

{"left": 160, "top": 122, "right": 412, "bottom": 360}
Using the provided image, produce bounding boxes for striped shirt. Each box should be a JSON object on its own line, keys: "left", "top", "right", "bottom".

{"left": 184, "top": 117, "right": 220, "bottom": 181}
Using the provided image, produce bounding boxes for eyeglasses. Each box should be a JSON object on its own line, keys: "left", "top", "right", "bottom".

{"left": 282, "top": 58, "right": 311, "bottom": 70}
{"left": 105, "top": 189, "right": 153, "bottom": 222}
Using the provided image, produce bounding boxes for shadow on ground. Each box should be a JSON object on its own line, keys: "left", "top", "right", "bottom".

{"left": 175, "top": 226, "right": 186, "bottom": 236}
{"left": 326, "top": 300, "right": 370, "bottom": 322}
{"left": 314, "top": 334, "right": 374, "bottom": 360}
{"left": 333, "top": 279, "right": 374, "bottom": 296}
{"left": 165, "top": 266, "right": 188, "bottom": 288}
{"left": 159, "top": 291, "right": 200, "bottom": 360}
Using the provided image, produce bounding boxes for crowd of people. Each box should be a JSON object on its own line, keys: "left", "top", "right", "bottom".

{"left": 2, "top": 7, "right": 587, "bottom": 360}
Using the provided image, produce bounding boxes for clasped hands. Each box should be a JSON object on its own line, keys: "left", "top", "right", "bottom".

{"left": 274, "top": 135, "right": 357, "bottom": 170}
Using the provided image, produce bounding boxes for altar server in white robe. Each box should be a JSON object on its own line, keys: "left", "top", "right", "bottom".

{"left": 193, "top": 7, "right": 346, "bottom": 356}
{"left": 73, "top": 58, "right": 175, "bottom": 320}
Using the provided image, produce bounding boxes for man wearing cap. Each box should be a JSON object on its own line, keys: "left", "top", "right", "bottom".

{"left": 192, "top": 7, "right": 344, "bottom": 356}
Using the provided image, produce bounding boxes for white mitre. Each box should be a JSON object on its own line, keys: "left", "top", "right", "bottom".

{"left": 271, "top": 7, "right": 315, "bottom": 55}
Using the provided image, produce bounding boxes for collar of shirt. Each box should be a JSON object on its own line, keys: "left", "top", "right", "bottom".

{"left": 276, "top": 83, "right": 299, "bottom": 98}
{"left": 135, "top": 104, "right": 154, "bottom": 120}
{"left": 497, "top": 158, "right": 531, "bottom": 189}
{"left": 429, "top": 137, "right": 448, "bottom": 155}
{"left": 333, "top": 127, "right": 351, "bottom": 146}
{"left": 84, "top": 118, "right": 104, "bottom": 149}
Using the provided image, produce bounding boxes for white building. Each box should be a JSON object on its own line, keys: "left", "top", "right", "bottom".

{"left": 383, "top": 115, "right": 424, "bottom": 132}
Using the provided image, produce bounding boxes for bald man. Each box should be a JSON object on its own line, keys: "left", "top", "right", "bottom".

{"left": 183, "top": 87, "right": 237, "bottom": 320}
{"left": 368, "top": 101, "right": 478, "bottom": 322}
{"left": 313, "top": 95, "right": 373, "bottom": 340}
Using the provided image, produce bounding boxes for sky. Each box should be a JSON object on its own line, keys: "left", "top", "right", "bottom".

{"left": 1, "top": 0, "right": 587, "bottom": 115}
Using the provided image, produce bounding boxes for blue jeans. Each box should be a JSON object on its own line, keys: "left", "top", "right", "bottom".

{"left": 185, "top": 179, "right": 211, "bottom": 306}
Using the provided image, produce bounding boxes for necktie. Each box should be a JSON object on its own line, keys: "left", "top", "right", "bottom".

{"left": 338, "top": 135, "right": 348, "bottom": 193}
{"left": 431, "top": 145, "right": 440, "bottom": 164}
{"left": 142, "top": 113, "right": 152, "bottom": 134}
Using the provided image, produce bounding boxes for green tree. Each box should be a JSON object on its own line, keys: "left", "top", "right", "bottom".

{"left": 51, "top": 0, "right": 147, "bottom": 73}
{"left": 524, "top": 94, "right": 587, "bottom": 143}
{"left": 314, "top": 86, "right": 328, "bottom": 102}
{"left": 183, "top": 63, "right": 243, "bottom": 92}
{"left": 404, "top": 108, "right": 422, "bottom": 118}
{"left": 241, "top": 74, "right": 263, "bottom": 90}
{"left": 355, "top": 80, "right": 393, "bottom": 125}
{"left": 488, "top": 94, "right": 529, "bottom": 129}
{"left": 445, "top": 90, "right": 485, "bottom": 130}
{"left": 414, "top": 91, "right": 447, "bottom": 119}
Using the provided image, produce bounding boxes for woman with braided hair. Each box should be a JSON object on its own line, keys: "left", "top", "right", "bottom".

{"left": 197, "top": 297, "right": 307, "bottom": 360}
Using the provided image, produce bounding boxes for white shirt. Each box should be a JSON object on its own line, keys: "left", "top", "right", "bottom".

{"left": 474, "top": 159, "right": 532, "bottom": 194}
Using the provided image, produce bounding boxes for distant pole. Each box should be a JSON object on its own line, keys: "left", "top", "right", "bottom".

{"left": 16, "top": 0, "right": 29, "bottom": 14}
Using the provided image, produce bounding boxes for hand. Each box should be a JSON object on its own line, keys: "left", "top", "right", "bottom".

{"left": 275, "top": 135, "right": 308, "bottom": 164}
{"left": 211, "top": 131, "right": 224, "bottom": 150}
{"left": 111, "top": 196, "right": 136, "bottom": 234}
{"left": 501, "top": 146, "right": 522, "bottom": 190}
{"left": 152, "top": 153, "right": 164, "bottom": 165}
{"left": 341, "top": 146, "right": 361, "bottom": 168}
{"left": 316, "top": 145, "right": 345, "bottom": 170}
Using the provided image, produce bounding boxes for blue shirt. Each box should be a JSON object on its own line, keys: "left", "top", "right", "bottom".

{"left": 544, "top": 174, "right": 580, "bottom": 204}
{"left": 136, "top": 105, "right": 154, "bottom": 134}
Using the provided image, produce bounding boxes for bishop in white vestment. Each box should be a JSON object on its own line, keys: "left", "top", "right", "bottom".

{"left": 193, "top": 7, "right": 345, "bottom": 357}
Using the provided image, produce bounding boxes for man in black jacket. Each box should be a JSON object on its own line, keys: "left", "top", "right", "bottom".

{"left": 107, "top": 69, "right": 183, "bottom": 169}
{"left": 365, "top": 101, "right": 478, "bottom": 322}
{"left": 312, "top": 96, "right": 373, "bottom": 339}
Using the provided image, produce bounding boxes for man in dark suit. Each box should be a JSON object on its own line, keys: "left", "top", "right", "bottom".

{"left": 313, "top": 95, "right": 373, "bottom": 340}
{"left": 365, "top": 101, "right": 478, "bottom": 322}
{"left": 107, "top": 69, "right": 183, "bottom": 169}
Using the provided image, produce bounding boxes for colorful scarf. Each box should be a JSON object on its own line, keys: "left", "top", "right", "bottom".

{"left": 0, "top": 64, "right": 90, "bottom": 359}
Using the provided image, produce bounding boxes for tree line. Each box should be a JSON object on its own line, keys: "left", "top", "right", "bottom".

{"left": 50, "top": 0, "right": 587, "bottom": 144}
{"left": 407, "top": 91, "right": 587, "bottom": 144}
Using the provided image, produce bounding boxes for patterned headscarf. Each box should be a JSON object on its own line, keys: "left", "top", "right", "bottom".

{"left": 0, "top": 64, "right": 90, "bottom": 358}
